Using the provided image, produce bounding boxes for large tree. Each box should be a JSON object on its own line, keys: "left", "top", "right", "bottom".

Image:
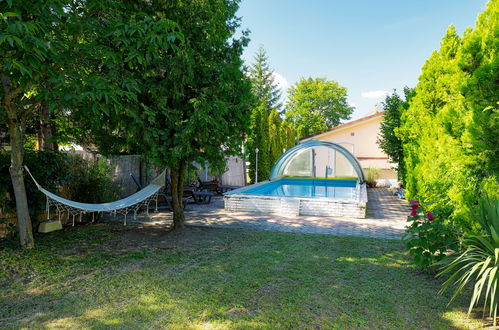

{"left": 248, "top": 46, "right": 282, "bottom": 111}
{"left": 376, "top": 87, "right": 415, "bottom": 185}
{"left": 0, "top": 1, "right": 66, "bottom": 248}
{"left": 285, "top": 77, "right": 353, "bottom": 138}
{"left": 398, "top": 0, "right": 498, "bottom": 230}
{"left": 90, "top": 0, "right": 254, "bottom": 229}
{"left": 246, "top": 46, "right": 294, "bottom": 183}
{"left": 0, "top": 0, "right": 182, "bottom": 247}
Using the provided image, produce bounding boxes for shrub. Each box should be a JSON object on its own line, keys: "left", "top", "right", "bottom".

{"left": 438, "top": 194, "right": 499, "bottom": 326}
{"left": 64, "top": 156, "right": 120, "bottom": 204}
{"left": 398, "top": 2, "right": 498, "bottom": 232}
{"left": 366, "top": 167, "right": 380, "bottom": 187}
{"left": 404, "top": 199, "right": 461, "bottom": 269}
{"left": 0, "top": 150, "right": 119, "bottom": 236}
{"left": 0, "top": 150, "right": 72, "bottom": 214}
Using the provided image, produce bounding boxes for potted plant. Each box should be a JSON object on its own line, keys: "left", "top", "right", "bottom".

{"left": 366, "top": 167, "right": 380, "bottom": 188}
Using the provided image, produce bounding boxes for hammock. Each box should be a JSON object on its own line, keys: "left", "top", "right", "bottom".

{"left": 24, "top": 166, "right": 166, "bottom": 226}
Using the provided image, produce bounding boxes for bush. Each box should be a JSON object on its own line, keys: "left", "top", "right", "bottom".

{"left": 366, "top": 167, "right": 380, "bottom": 187}
{"left": 404, "top": 199, "right": 461, "bottom": 269}
{"left": 64, "top": 156, "right": 120, "bottom": 204}
{"left": 0, "top": 150, "right": 119, "bottom": 236}
{"left": 0, "top": 150, "right": 72, "bottom": 214}
{"left": 438, "top": 194, "right": 499, "bottom": 326}
{"left": 398, "top": 2, "right": 498, "bottom": 232}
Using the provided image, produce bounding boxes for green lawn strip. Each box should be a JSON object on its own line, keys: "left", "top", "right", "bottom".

{"left": 0, "top": 224, "right": 485, "bottom": 328}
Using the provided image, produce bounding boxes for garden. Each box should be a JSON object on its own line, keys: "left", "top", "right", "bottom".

{"left": 1, "top": 0, "right": 498, "bottom": 328}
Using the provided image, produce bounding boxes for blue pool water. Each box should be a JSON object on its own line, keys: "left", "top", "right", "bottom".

{"left": 241, "top": 178, "right": 357, "bottom": 199}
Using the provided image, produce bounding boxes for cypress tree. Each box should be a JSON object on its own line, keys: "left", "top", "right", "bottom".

{"left": 399, "top": 0, "right": 498, "bottom": 231}
{"left": 247, "top": 46, "right": 295, "bottom": 182}
{"left": 377, "top": 87, "right": 415, "bottom": 185}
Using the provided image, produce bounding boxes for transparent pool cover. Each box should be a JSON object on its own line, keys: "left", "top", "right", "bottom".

{"left": 269, "top": 140, "right": 366, "bottom": 182}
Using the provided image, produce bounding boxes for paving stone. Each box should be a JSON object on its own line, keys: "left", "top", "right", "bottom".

{"left": 115, "top": 188, "right": 410, "bottom": 240}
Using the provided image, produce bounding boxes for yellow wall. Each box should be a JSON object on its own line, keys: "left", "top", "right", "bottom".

{"left": 303, "top": 114, "right": 397, "bottom": 182}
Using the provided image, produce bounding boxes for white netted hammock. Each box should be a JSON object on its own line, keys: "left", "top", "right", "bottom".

{"left": 25, "top": 166, "right": 166, "bottom": 226}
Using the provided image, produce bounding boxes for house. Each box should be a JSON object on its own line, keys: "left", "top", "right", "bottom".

{"left": 300, "top": 111, "right": 397, "bottom": 186}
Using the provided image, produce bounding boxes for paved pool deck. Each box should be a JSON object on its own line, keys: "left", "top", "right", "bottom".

{"left": 130, "top": 188, "right": 409, "bottom": 240}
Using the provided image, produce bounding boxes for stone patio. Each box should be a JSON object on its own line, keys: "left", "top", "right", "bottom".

{"left": 126, "top": 188, "right": 410, "bottom": 240}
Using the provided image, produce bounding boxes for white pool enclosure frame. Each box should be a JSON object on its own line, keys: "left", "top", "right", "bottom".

{"left": 225, "top": 140, "right": 368, "bottom": 218}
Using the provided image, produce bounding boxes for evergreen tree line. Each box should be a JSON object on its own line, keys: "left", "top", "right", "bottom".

{"left": 246, "top": 47, "right": 295, "bottom": 183}
{"left": 379, "top": 0, "right": 498, "bottom": 231}
{"left": 246, "top": 47, "right": 353, "bottom": 183}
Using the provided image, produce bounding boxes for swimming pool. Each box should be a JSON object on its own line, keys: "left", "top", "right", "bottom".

{"left": 224, "top": 177, "right": 367, "bottom": 218}
{"left": 240, "top": 178, "right": 357, "bottom": 199}
{"left": 224, "top": 140, "right": 368, "bottom": 218}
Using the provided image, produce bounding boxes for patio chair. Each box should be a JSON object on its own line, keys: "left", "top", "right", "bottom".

{"left": 130, "top": 172, "right": 190, "bottom": 210}
{"left": 197, "top": 179, "right": 238, "bottom": 195}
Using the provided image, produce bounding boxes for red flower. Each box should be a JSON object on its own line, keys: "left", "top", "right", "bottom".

{"left": 427, "top": 212, "right": 435, "bottom": 221}
{"left": 410, "top": 200, "right": 419, "bottom": 210}
{"left": 411, "top": 209, "right": 418, "bottom": 217}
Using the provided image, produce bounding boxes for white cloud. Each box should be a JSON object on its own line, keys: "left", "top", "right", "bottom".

{"left": 349, "top": 102, "right": 357, "bottom": 108}
{"left": 361, "top": 90, "right": 389, "bottom": 99}
{"left": 272, "top": 72, "right": 289, "bottom": 90}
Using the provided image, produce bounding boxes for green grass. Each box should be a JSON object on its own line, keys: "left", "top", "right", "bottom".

{"left": 0, "top": 223, "right": 487, "bottom": 329}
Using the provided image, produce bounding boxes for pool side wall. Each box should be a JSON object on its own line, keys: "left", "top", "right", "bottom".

{"left": 224, "top": 180, "right": 367, "bottom": 218}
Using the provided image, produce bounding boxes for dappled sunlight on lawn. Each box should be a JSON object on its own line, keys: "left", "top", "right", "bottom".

{"left": 0, "top": 224, "right": 488, "bottom": 328}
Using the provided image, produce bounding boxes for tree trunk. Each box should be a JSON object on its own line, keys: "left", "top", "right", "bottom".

{"left": 38, "top": 101, "right": 55, "bottom": 151}
{"left": 1, "top": 72, "right": 35, "bottom": 249}
{"left": 170, "top": 160, "right": 187, "bottom": 230}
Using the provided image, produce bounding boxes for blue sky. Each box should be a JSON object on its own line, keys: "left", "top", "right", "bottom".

{"left": 237, "top": 0, "right": 489, "bottom": 120}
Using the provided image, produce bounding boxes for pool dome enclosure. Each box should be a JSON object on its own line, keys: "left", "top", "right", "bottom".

{"left": 269, "top": 140, "right": 366, "bottom": 182}
{"left": 225, "top": 140, "right": 368, "bottom": 218}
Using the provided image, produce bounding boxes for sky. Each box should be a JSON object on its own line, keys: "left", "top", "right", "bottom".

{"left": 237, "top": 0, "right": 489, "bottom": 120}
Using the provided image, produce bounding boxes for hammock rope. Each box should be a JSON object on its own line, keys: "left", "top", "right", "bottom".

{"left": 24, "top": 166, "right": 166, "bottom": 226}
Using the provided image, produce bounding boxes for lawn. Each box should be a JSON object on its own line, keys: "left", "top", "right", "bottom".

{"left": 0, "top": 223, "right": 487, "bottom": 329}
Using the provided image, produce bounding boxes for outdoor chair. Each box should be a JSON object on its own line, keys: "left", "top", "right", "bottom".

{"left": 197, "top": 179, "right": 237, "bottom": 195}
{"left": 130, "top": 172, "right": 190, "bottom": 210}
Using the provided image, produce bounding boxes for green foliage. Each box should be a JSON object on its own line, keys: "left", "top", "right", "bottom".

{"left": 63, "top": 156, "right": 120, "bottom": 204}
{"left": 404, "top": 200, "right": 461, "bottom": 269}
{"left": 285, "top": 77, "right": 353, "bottom": 138}
{"left": 377, "top": 88, "right": 415, "bottom": 185}
{"left": 2, "top": 0, "right": 253, "bottom": 228}
{"left": 246, "top": 47, "right": 295, "bottom": 183}
{"left": 247, "top": 104, "right": 270, "bottom": 182}
{"left": 0, "top": 150, "right": 119, "bottom": 236}
{"left": 399, "top": 1, "right": 498, "bottom": 231}
{"left": 248, "top": 46, "right": 282, "bottom": 111}
{"left": 365, "top": 167, "right": 380, "bottom": 185}
{"left": 439, "top": 194, "right": 499, "bottom": 326}
{"left": 458, "top": 1, "right": 499, "bottom": 177}
{"left": 49, "top": 0, "right": 184, "bottom": 152}
{"left": 0, "top": 150, "right": 71, "bottom": 213}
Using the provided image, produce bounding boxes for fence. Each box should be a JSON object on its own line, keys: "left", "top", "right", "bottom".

{"left": 1, "top": 152, "right": 246, "bottom": 237}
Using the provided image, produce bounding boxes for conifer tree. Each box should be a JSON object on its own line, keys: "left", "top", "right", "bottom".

{"left": 249, "top": 46, "right": 282, "bottom": 112}
{"left": 377, "top": 87, "right": 415, "bottom": 185}
{"left": 399, "top": 0, "right": 498, "bottom": 229}
{"left": 247, "top": 46, "right": 295, "bottom": 182}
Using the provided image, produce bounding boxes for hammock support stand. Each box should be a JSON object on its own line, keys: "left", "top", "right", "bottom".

{"left": 25, "top": 166, "right": 166, "bottom": 226}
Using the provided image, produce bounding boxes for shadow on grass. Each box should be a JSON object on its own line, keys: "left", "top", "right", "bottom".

{"left": 0, "top": 223, "right": 485, "bottom": 329}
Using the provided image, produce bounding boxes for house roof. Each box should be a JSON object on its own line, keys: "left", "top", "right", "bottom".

{"left": 300, "top": 111, "right": 384, "bottom": 141}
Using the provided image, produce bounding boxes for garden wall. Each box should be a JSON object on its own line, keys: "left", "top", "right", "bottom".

{"left": 66, "top": 151, "right": 163, "bottom": 198}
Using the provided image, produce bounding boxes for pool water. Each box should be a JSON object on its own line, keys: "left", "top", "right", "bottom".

{"left": 241, "top": 178, "right": 357, "bottom": 199}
